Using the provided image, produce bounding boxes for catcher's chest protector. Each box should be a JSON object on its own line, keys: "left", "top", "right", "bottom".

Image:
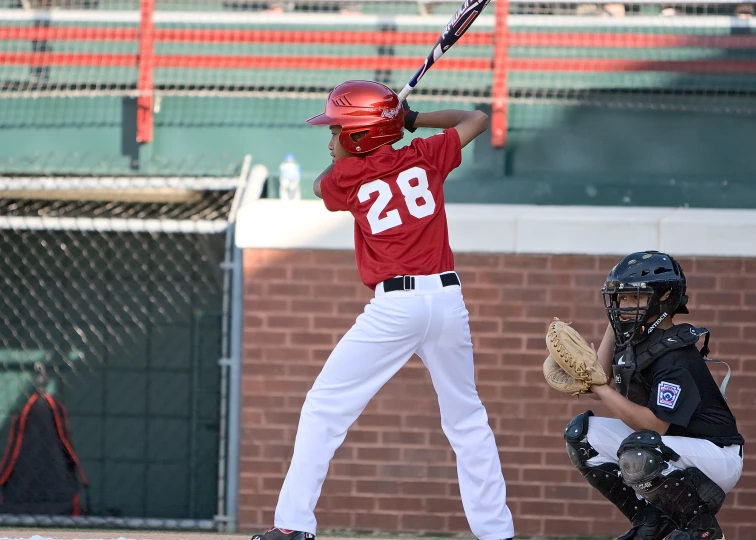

{"left": 0, "top": 392, "right": 88, "bottom": 515}
{"left": 613, "top": 324, "right": 708, "bottom": 398}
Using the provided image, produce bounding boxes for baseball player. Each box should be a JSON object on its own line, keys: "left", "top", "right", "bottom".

{"left": 565, "top": 251, "right": 744, "bottom": 540}
{"left": 251, "top": 80, "right": 515, "bottom": 540}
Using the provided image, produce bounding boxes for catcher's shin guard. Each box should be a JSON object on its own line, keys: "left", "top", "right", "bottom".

{"left": 617, "top": 432, "right": 726, "bottom": 539}
{"left": 659, "top": 469, "right": 726, "bottom": 540}
{"left": 251, "top": 528, "right": 315, "bottom": 540}
{"left": 616, "top": 502, "right": 675, "bottom": 540}
{"left": 564, "top": 412, "right": 645, "bottom": 526}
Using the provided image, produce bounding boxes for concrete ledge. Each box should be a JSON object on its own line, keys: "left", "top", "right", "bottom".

{"left": 236, "top": 200, "right": 756, "bottom": 258}
{"left": 514, "top": 206, "right": 669, "bottom": 255}
{"left": 660, "top": 209, "right": 756, "bottom": 258}
{"left": 444, "top": 204, "right": 518, "bottom": 253}
{"left": 236, "top": 199, "right": 354, "bottom": 250}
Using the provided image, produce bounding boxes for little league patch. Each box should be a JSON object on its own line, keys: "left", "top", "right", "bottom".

{"left": 657, "top": 381, "right": 682, "bottom": 409}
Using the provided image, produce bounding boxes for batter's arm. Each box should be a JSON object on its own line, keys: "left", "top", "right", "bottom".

{"left": 313, "top": 163, "right": 334, "bottom": 199}
{"left": 413, "top": 109, "right": 488, "bottom": 148}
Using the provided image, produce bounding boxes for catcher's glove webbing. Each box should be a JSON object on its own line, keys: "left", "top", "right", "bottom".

{"left": 544, "top": 317, "right": 608, "bottom": 396}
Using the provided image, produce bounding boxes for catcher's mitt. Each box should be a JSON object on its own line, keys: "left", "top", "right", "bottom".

{"left": 544, "top": 317, "right": 608, "bottom": 396}
{"left": 543, "top": 354, "right": 592, "bottom": 396}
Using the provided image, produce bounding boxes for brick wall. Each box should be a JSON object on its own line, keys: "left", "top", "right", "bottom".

{"left": 240, "top": 249, "right": 756, "bottom": 539}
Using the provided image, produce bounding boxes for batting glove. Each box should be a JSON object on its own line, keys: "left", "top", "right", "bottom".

{"left": 402, "top": 100, "right": 418, "bottom": 133}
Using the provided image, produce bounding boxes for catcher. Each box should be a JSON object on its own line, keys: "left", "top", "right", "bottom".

{"left": 545, "top": 251, "right": 744, "bottom": 540}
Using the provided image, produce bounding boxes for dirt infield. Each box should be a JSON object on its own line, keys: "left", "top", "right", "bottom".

{"left": 0, "top": 533, "right": 479, "bottom": 540}
{"left": 0, "top": 531, "right": 251, "bottom": 540}
{"left": 0, "top": 533, "right": 477, "bottom": 540}
{"left": 0, "top": 532, "right": 472, "bottom": 540}
{"left": 0, "top": 530, "right": 600, "bottom": 540}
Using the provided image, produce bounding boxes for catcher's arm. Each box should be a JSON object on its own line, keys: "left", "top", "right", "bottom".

{"left": 584, "top": 324, "right": 614, "bottom": 400}
{"left": 591, "top": 384, "right": 671, "bottom": 434}
{"left": 596, "top": 323, "right": 615, "bottom": 384}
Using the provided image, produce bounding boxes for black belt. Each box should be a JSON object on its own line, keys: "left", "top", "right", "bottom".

{"left": 686, "top": 419, "right": 740, "bottom": 439}
{"left": 382, "top": 272, "right": 460, "bottom": 292}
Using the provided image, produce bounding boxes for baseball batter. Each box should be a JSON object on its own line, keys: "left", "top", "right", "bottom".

{"left": 565, "top": 251, "right": 744, "bottom": 540}
{"left": 251, "top": 80, "right": 515, "bottom": 540}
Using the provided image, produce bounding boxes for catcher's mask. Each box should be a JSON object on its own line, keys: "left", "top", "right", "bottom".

{"left": 306, "top": 80, "right": 405, "bottom": 154}
{"left": 602, "top": 251, "right": 689, "bottom": 348}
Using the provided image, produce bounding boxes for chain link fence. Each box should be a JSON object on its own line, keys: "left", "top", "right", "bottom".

{"left": 0, "top": 166, "right": 251, "bottom": 530}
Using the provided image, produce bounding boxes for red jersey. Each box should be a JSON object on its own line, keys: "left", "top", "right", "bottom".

{"left": 319, "top": 127, "right": 462, "bottom": 289}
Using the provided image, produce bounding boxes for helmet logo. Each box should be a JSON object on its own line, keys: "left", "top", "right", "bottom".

{"left": 381, "top": 108, "right": 399, "bottom": 119}
{"left": 332, "top": 94, "right": 352, "bottom": 107}
{"left": 647, "top": 312, "right": 668, "bottom": 334}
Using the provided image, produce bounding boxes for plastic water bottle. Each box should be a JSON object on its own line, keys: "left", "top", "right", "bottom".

{"left": 279, "top": 153, "right": 301, "bottom": 200}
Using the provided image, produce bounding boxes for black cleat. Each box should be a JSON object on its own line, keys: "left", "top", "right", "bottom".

{"left": 251, "top": 528, "right": 315, "bottom": 540}
{"left": 664, "top": 511, "right": 725, "bottom": 540}
{"left": 617, "top": 502, "right": 675, "bottom": 540}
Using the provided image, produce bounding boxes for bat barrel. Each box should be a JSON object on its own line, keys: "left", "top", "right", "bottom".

{"left": 396, "top": 0, "right": 491, "bottom": 104}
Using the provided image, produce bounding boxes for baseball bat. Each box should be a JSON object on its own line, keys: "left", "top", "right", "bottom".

{"left": 396, "top": 0, "right": 493, "bottom": 103}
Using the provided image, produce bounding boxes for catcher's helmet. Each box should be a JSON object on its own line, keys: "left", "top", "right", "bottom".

{"left": 306, "top": 80, "right": 405, "bottom": 154}
{"left": 602, "top": 250, "right": 689, "bottom": 347}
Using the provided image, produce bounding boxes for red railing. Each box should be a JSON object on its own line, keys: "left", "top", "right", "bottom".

{"left": 492, "top": 0, "right": 508, "bottom": 147}
{"left": 137, "top": 0, "right": 155, "bottom": 143}
{"left": 5, "top": 26, "right": 756, "bottom": 48}
{"left": 3, "top": 3, "right": 756, "bottom": 147}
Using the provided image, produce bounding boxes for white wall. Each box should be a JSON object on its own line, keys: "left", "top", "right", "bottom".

{"left": 236, "top": 200, "right": 756, "bottom": 258}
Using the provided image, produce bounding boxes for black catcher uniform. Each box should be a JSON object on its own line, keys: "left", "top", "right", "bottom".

{"left": 564, "top": 251, "right": 744, "bottom": 540}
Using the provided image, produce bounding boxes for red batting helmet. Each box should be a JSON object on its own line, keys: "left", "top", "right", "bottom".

{"left": 306, "top": 80, "right": 405, "bottom": 154}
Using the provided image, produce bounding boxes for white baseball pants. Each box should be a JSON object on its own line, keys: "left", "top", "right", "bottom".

{"left": 586, "top": 416, "right": 743, "bottom": 493}
{"left": 274, "top": 272, "right": 515, "bottom": 540}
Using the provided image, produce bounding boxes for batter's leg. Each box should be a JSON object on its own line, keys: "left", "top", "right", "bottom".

{"left": 274, "top": 295, "right": 429, "bottom": 534}
{"left": 416, "top": 290, "right": 514, "bottom": 540}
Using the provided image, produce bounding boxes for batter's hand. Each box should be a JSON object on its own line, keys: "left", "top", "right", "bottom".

{"left": 402, "top": 100, "right": 418, "bottom": 133}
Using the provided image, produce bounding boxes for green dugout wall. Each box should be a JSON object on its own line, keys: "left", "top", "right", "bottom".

{"left": 2, "top": 93, "right": 756, "bottom": 208}
{"left": 0, "top": 227, "right": 226, "bottom": 523}
{"left": 3, "top": 0, "right": 756, "bottom": 208}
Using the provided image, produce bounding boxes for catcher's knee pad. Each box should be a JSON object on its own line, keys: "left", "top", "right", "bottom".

{"left": 617, "top": 430, "right": 678, "bottom": 491}
{"left": 564, "top": 410, "right": 596, "bottom": 473}
{"left": 618, "top": 431, "right": 726, "bottom": 529}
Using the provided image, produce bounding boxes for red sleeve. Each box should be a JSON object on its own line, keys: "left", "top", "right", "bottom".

{"left": 413, "top": 128, "right": 462, "bottom": 182}
{"left": 318, "top": 166, "right": 348, "bottom": 212}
